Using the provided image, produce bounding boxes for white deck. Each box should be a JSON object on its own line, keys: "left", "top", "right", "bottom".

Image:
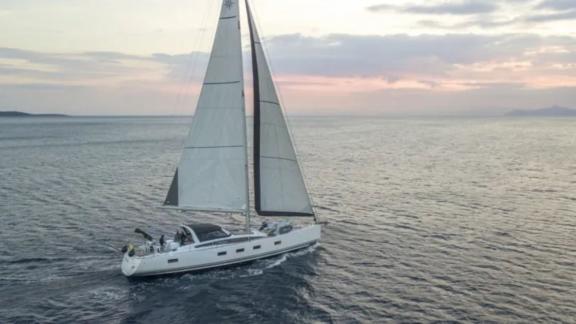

{"left": 122, "top": 224, "right": 321, "bottom": 277}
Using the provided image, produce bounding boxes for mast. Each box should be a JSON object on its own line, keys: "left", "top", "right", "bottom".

{"left": 246, "top": 0, "right": 315, "bottom": 218}
{"left": 240, "top": 1, "right": 251, "bottom": 232}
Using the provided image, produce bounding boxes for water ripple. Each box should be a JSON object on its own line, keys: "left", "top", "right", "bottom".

{"left": 1, "top": 117, "right": 575, "bottom": 323}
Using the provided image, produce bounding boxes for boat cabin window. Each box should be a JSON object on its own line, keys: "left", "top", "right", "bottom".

{"left": 196, "top": 237, "right": 252, "bottom": 248}
{"left": 181, "top": 227, "right": 195, "bottom": 243}
{"left": 187, "top": 223, "right": 231, "bottom": 242}
{"left": 279, "top": 225, "right": 293, "bottom": 234}
{"left": 196, "top": 229, "right": 230, "bottom": 242}
{"left": 198, "top": 230, "right": 229, "bottom": 242}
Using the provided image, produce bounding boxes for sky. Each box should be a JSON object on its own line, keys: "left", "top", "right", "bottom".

{"left": 0, "top": 0, "right": 575, "bottom": 116}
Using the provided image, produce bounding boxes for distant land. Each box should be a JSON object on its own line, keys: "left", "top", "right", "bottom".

{"left": 0, "top": 111, "right": 69, "bottom": 117}
{"left": 506, "top": 106, "right": 576, "bottom": 117}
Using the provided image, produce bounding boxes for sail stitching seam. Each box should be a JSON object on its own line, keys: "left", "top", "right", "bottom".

{"left": 260, "top": 100, "right": 280, "bottom": 105}
{"left": 261, "top": 156, "right": 297, "bottom": 162}
{"left": 184, "top": 145, "right": 243, "bottom": 149}
{"left": 204, "top": 81, "right": 241, "bottom": 85}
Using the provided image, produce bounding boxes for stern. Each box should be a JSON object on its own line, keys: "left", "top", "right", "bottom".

{"left": 121, "top": 253, "right": 142, "bottom": 277}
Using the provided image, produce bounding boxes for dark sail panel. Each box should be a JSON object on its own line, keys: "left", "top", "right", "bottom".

{"left": 247, "top": 0, "right": 262, "bottom": 215}
{"left": 164, "top": 170, "right": 179, "bottom": 206}
{"left": 246, "top": 1, "right": 314, "bottom": 217}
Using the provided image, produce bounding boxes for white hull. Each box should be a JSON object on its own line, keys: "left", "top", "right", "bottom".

{"left": 122, "top": 224, "right": 321, "bottom": 277}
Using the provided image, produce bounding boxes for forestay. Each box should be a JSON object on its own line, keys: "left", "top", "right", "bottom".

{"left": 164, "top": 0, "right": 248, "bottom": 213}
{"left": 246, "top": 1, "right": 315, "bottom": 216}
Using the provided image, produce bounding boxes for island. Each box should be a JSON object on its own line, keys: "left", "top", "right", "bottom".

{"left": 0, "top": 111, "right": 69, "bottom": 117}
{"left": 506, "top": 106, "right": 576, "bottom": 117}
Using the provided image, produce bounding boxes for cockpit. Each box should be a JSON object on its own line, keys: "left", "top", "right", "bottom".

{"left": 185, "top": 223, "right": 231, "bottom": 242}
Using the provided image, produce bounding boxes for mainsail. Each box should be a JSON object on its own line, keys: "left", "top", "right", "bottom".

{"left": 164, "top": 0, "right": 248, "bottom": 213}
{"left": 246, "top": 1, "right": 315, "bottom": 216}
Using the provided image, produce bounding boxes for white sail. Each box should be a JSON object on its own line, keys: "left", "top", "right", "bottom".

{"left": 165, "top": 0, "right": 248, "bottom": 213}
{"left": 246, "top": 1, "right": 315, "bottom": 216}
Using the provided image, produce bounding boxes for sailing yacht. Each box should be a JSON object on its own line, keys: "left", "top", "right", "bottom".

{"left": 121, "top": 0, "right": 321, "bottom": 277}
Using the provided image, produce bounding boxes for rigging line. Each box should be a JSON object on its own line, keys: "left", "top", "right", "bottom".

{"left": 177, "top": 0, "right": 219, "bottom": 117}
{"left": 170, "top": 0, "right": 215, "bottom": 117}
{"left": 250, "top": 1, "right": 319, "bottom": 220}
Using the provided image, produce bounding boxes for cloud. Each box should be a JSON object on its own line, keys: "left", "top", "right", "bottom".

{"left": 418, "top": 17, "right": 515, "bottom": 29}
{"left": 524, "top": 9, "right": 576, "bottom": 22}
{"left": 372, "top": 0, "right": 576, "bottom": 30}
{"left": 2, "top": 33, "right": 575, "bottom": 85}
{"left": 3, "top": 32, "right": 576, "bottom": 83}
{"left": 150, "top": 52, "right": 209, "bottom": 82}
{"left": 81, "top": 51, "right": 148, "bottom": 63}
{"left": 537, "top": 0, "right": 576, "bottom": 10}
{"left": 263, "top": 33, "right": 574, "bottom": 77}
{"left": 367, "top": 1, "right": 498, "bottom": 15}
{"left": 1, "top": 31, "right": 575, "bottom": 115}
{"left": 0, "top": 47, "right": 152, "bottom": 81}
{"left": 0, "top": 47, "right": 211, "bottom": 115}
{"left": 0, "top": 47, "right": 210, "bottom": 84}
{"left": 418, "top": 9, "right": 576, "bottom": 30}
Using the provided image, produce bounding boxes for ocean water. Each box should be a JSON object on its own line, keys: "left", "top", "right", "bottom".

{"left": 0, "top": 116, "right": 575, "bottom": 323}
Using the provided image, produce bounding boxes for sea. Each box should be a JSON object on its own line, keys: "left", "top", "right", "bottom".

{"left": 0, "top": 116, "right": 574, "bottom": 323}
